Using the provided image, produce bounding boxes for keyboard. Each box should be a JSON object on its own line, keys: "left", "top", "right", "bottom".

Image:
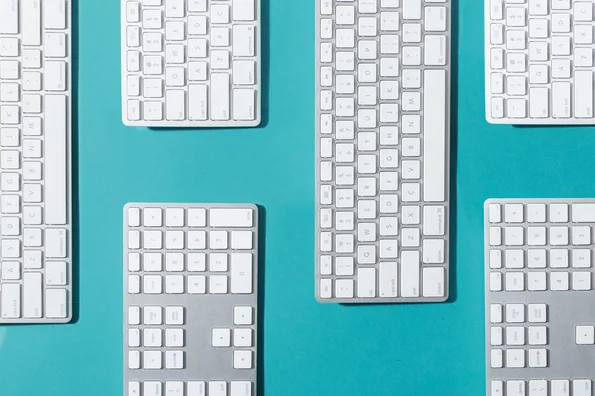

{"left": 121, "top": 0, "right": 261, "bottom": 127}
{"left": 315, "top": 0, "right": 450, "bottom": 302}
{"left": 0, "top": 0, "right": 72, "bottom": 323}
{"left": 484, "top": 198, "right": 595, "bottom": 396}
{"left": 485, "top": 0, "right": 595, "bottom": 124}
{"left": 124, "top": 203, "right": 259, "bottom": 396}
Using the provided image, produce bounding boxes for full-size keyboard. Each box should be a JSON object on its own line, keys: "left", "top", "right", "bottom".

{"left": 121, "top": 0, "right": 261, "bottom": 127}
{"left": 315, "top": 0, "right": 450, "bottom": 303}
{"left": 0, "top": 0, "right": 72, "bottom": 323}
{"left": 485, "top": 0, "right": 595, "bottom": 124}
{"left": 484, "top": 199, "right": 595, "bottom": 396}
{"left": 124, "top": 203, "right": 258, "bottom": 396}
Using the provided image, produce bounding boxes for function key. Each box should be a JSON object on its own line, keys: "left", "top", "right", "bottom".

{"left": 527, "top": 203, "right": 546, "bottom": 223}
{"left": 549, "top": 203, "right": 569, "bottom": 223}
{"left": 504, "top": 203, "right": 523, "bottom": 223}
{"left": 188, "top": 208, "right": 207, "bottom": 227}
{"left": 165, "top": 207, "right": 184, "bottom": 227}
{"left": 143, "top": 207, "right": 163, "bottom": 227}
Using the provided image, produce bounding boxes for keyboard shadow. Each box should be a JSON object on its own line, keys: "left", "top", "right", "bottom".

{"left": 256, "top": 205, "right": 266, "bottom": 396}
{"left": 147, "top": 0, "right": 271, "bottom": 133}
{"left": 70, "top": 0, "right": 81, "bottom": 325}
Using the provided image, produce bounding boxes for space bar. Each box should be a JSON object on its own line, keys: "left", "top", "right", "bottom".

{"left": 423, "top": 70, "right": 446, "bottom": 202}
{"left": 45, "top": 95, "right": 68, "bottom": 225}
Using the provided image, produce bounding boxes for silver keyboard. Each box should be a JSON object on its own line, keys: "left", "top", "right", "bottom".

{"left": 315, "top": 0, "right": 451, "bottom": 303}
{"left": 485, "top": 199, "right": 595, "bottom": 396}
{"left": 121, "top": 0, "right": 261, "bottom": 127}
{"left": 124, "top": 203, "right": 258, "bottom": 396}
{"left": 0, "top": 0, "right": 72, "bottom": 323}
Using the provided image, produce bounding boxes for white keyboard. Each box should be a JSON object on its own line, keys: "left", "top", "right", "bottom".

{"left": 485, "top": 199, "right": 595, "bottom": 396}
{"left": 121, "top": 0, "right": 261, "bottom": 127}
{"left": 0, "top": 0, "right": 72, "bottom": 323}
{"left": 315, "top": 0, "right": 451, "bottom": 303}
{"left": 124, "top": 203, "right": 258, "bottom": 396}
{"left": 485, "top": 0, "right": 595, "bottom": 124}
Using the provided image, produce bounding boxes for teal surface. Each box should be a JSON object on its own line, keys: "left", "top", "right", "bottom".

{"left": 3, "top": 0, "right": 595, "bottom": 395}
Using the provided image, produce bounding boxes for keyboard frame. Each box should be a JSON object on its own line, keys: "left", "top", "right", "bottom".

{"left": 123, "top": 203, "right": 258, "bottom": 395}
{"left": 484, "top": 198, "right": 595, "bottom": 393}
{"left": 483, "top": 0, "right": 595, "bottom": 125}
{"left": 314, "top": 0, "right": 452, "bottom": 303}
{"left": 0, "top": 0, "right": 73, "bottom": 324}
{"left": 120, "top": 0, "right": 262, "bottom": 128}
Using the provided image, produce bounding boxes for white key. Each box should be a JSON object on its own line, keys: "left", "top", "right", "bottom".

{"left": 400, "top": 251, "right": 420, "bottom": 297}
{"left": 424, "top": 36, "right": 447, "bottom": 65}
{"left": 128, "top": 351, "right": 140, "bottom": 370}
{"left": 45, "top": 228, "right": 67, "bottom": 258}
{"left": 423, "top": 206, "right": 446, "bottom": 235}
{"left": 22, "top": 0, "right": 41, "bottom": 46}
{"left": 46, "top": 288, "right": 67, "bottom": 318}
{"left": 46, "top": 261, "right": 67, "bottom": 285}
{"left": 575, "top": 71, "right": 593, "bottom": 118}
{"left": 379, "top": 262, "right": 398, "bottom": 297}
{"left": 165, "top": 90, "right": 185, "bottom": 121}
{"left": 490, "top": 0, "right": 503, "bottom": 19}
{"left": 529, "top": 88, "right": 549, "bottom": 118}
{"left": 422, "top": 267, "right": 444, "bottom": 297}
{"left": 551, "top": 381, "right": 570, "bottom": 396}
{"left": 490, "top": 349, "right": 503, "bottom": 368}
{"left": 189, "top": 85, "right": 208, "bottom": 120}
{"left": 403, "top": 0, "right": 421, "bottom": 19}
{"left": 572, "top": 204, "right": 595, "bottom": 222}
{"left": 233, "top": 0, "right": 255, "bottom": 21}
{"left": 0, "top": 0, "right": 18, "bottom": 34}
{"left": 233, "top": 89, "right": 256, "bottom": 121}
{"left": 22, "top": 272, "right": 41, "bottom": 318}
{"left": 45, "top": 61, "right": 67, "bottom": 92}
{"left": 573, "top": 380, "right": 592, "bottom": 396}
{"left": 210, "top": 208, "right": 253, "bottom": 227}
{"left": 45, "top": 0, "right": 66, "bottom": 29}
{"left": 423, "top": 70, "right": 446, "bottom": 202}
{"left": 44, "top": 95, "right": 67, "bottom": 224}
{"left": 357, "top": 267, "right": 376, "bottom": 298}
{"left": 231, "top": 253, "right": 252, "bottom": 294}
{"left": 553, "top": 82, "right": 571, "bottom": 118}
{"left": 211, "top": 74, "right": 230, "bottom": 120}
{"left": 233, "top": 25, "right": 256, "bottom": 57}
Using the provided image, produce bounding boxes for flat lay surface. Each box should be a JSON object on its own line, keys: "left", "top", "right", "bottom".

{"left": 4, "top": 1, "right": 595, "bottom": 395}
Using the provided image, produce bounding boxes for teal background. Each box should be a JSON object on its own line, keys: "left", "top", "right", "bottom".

{"left": 2, "top": 0, "right": 595, "bottom": 395}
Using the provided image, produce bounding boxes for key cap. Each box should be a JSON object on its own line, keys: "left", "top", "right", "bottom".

{"left": 165, "top": 90, "right": 185, "bottom": 121}
{"left": 45, "top": 95, "right": 67, "bottom": 224}
{"left": 189, "top": 85, "right": 208, "bottom": 120}
{"left": 233, "top": 0, "right": 255, "bottom": 21}
{"left": 423, "top": 70, "right": 446, "bottom": 202}
{"left": 1, "top": 283, "right": 20, "bottom": 318}
{"left": 231, "top": 253, "right": 253, "bottom": 293}
{"left": 422, "top": 267, "right": 445, "bottom": 297}
{"left": 424, "top": 36, "right": 447, "bottom": 65}
{"left": 46, "top": 261, "right": 67, "bottom": 285}
{"left": 233, "top": 89, "right": 256, "bottom": 120}
{"left": 573, "top": 380, "right": 592, "bottom": 396}
{"left": 45, "top": 61, "right": 67, "bottom": 91}
{"left": 572, "top": 204, "right": 595, "bottom": 222}
{"left": 575, "top": 71, "right": 593, "bottom": 118}
{"left": 0, "top": 0, "right": 18, "bottom": 34}
{"left": 23, "top": 272, "right": 42, "bottom": 318}
{"left": 211, "top": 74, "right": 230, "bottom": 120}
{"left": 45, "top": 0, "right": 67, "bottom": 29}
{"left": 357, "top": 267, "right": 376, "bottom": 297}
{"left": 45, "top": 228, "right": 68, "bottom": 257}
{"left": 379, "top": 262, "right": 398, "bottom": 297}
{"left": 423, "top": 206, "right": 446, "bottom": 235}
{"left": 529, "top": 87, "right": 549, "bottom": 118}
{"left": 22, "top": 0, "right": 41, "bottom": 46}
{"left": 46, "top": 289, "right": 67, "bottom": 318}
{"left": 401, "top": 251, "right": 420, "bottom": 297}
{"left": 403, "top": 0, "right": 421, "bottom": 19}
{"left": 553, "top": 82, "right": 571, "bottom": 118}
{"left": 233, "top": 25, "right": 256, "bottom": 57}
{"left": 210, "top": 208, "right": 253, "bottom": 227}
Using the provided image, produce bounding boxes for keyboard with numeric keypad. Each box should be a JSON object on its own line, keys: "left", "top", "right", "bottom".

{"left": 485, "top": 198, "right": 595, "bottom": 396}
{"left": 124, "top": 203, "right": 259, "bottom": 396}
